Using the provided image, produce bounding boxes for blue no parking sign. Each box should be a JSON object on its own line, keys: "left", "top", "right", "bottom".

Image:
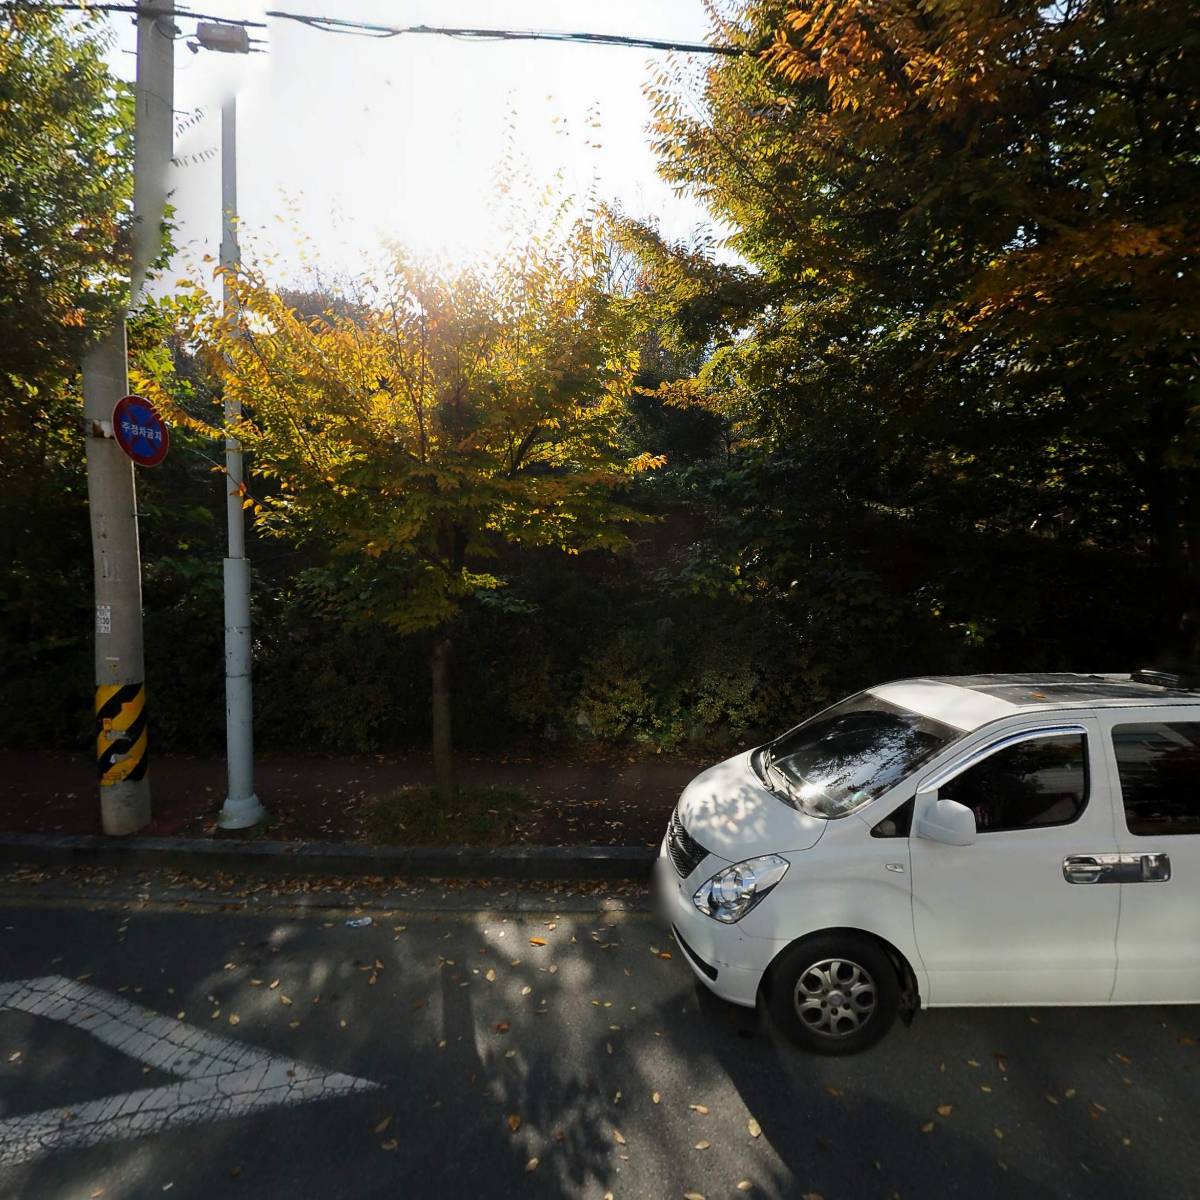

{"left": 112, "top": 394, "right": 169, "bottom": 467}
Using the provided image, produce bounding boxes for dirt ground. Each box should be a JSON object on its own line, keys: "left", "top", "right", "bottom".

{"left": 1, "top": 749, "right": 706, "bottom": 846}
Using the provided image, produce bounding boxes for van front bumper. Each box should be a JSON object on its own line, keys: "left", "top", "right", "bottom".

{"left": 654, "top": 837, "right": 774, "bottom": 1008}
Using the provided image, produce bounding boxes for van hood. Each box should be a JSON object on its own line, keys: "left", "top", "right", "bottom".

{"left": 676, "top": 750, "right": 827, "bottom": 861}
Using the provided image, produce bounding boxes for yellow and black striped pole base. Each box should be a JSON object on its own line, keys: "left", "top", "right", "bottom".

{"left": 95, "top": 682, "right": 149, "bottom": 786}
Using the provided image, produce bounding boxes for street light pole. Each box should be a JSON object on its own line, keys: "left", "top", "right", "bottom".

{"left": 83, "top": 1, "right": 175, "bottom": 834}
{"left": 216, "top": 94, "right": 265, "bottom": 830}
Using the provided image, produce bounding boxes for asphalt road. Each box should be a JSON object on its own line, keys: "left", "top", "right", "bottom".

{"left": 0, "top": 880, "right": 1196, "bottom": 1200}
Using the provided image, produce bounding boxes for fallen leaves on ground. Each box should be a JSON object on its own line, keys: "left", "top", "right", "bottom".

{"left": 507, "top": 1114, "right": 522, "bottom": 1132}
{"left": 652, "top": 1092, "right": 661, "bottom": 1104}
{"left": 380, "top": 1138, "right": 398, "bottom": 1152}
{"left": 694, "top": 1140, "right": 710, "bottom": 1150}
{"left": 689, "top": 1104, "right": 708, "bottom": 1115}
{"left": 936, "top": 1105, "right": 952, "bottom": 1117}
{"left": 525, "top": 1157, "right": 539, "bottom": 1172}
{"left": 529, "top": 937, "right": 547, "bottom": 947}
{"left": 920, "top": 1122, "right": 935, "bottom": 1134}
{"left": 747, "top": 1117, "right": 762, "bottom": 1138}
{"left": 374, "top": 1115, "right": 392, "bottom": 1134}
{"left": 613, "top": 1128, "right": 626, "bottom": 1145}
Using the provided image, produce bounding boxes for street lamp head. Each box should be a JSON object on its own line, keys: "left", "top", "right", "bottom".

{"left": 195, "top": 22, "right": 251, "bottom": 55}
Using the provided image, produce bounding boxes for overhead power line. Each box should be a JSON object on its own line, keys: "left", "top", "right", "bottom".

{"left": 2, "top": 2, "right": 749, "bottom": 54}
{"left": 264, "top": 12, "right": 744, "bottom": 55}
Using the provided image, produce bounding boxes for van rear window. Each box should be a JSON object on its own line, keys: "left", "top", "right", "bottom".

{"left": 762, "top": 695, "right": 959, "bottom": 819}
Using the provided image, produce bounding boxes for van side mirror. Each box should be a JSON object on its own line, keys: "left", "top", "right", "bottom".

{"left": 914, "top": 789, "right": 977, "bottom": 846}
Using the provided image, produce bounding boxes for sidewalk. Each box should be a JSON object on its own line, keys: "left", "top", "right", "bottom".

{"left": 1, "top": 750, "right": 699, "bottom": 847}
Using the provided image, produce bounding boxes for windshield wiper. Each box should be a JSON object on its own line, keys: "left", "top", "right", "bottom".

{"left": 765, "top": 759, "right": 800, "bottom": 808}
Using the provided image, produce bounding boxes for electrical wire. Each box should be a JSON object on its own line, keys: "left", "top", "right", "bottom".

{"left": 1, "top": 2, "right": 750, "bottom": 54}
{"left": 265, "top": 12, "right": 744, "bottom": 55}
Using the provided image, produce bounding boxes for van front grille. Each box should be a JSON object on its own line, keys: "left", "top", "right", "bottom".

{"left": 667, "top": 808, "right": 708, "bottom": 879}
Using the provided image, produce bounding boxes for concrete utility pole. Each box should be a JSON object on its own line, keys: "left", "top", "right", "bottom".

{"left": 216, "top": 95, "right": 265, "bottom": 829}
{"left": 83, "top": 2, "right": 175, "bottom": 834}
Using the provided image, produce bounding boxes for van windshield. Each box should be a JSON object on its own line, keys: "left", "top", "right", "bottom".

{"left": 760, "top": 694, "right": 959, "bottom": 819}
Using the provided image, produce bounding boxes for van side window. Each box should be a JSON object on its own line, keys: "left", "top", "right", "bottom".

{"left": 871, "top": 798, "right": 913, "bottom": 838}
{"left": 940, "top": 735, "right": 1088, "bottom": 832}
{"left": 1112, "top": 722, "right": 1200, "bottom": 835}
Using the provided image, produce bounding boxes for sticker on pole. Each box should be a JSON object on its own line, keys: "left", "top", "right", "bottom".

{"left": 112, "top": 394, "right": 169, "bottom": 467}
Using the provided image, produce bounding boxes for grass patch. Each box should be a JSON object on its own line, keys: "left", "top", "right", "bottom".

{"left": 364, "top": 785, "right": 531, "bottom": 846}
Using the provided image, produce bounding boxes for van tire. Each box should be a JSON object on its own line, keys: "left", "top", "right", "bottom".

{"left": 765, "top": 933, "right": 901, "bottom": 1055}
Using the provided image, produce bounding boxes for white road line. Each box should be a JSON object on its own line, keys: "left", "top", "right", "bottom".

{"left": 0, "top": 975, "right": 379, "bottom": 1168}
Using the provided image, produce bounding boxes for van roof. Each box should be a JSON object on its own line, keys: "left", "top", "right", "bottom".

{"left": 869, "top": 673, "right": 1200, "bottom": 733}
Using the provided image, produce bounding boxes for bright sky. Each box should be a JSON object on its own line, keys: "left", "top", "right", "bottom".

{"left": 99, "top": 1, "right": 719, "bottom": 287}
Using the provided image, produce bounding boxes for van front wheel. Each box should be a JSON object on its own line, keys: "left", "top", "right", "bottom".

{"left": 765, "top": 934, "right": 900, "bottom": 1055}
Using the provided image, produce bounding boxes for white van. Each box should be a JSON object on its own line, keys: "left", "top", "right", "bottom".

{"left": 656, "top": 672, "right": 1200, "bottom": 1053}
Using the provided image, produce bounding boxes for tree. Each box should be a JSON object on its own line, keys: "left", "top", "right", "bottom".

{"left": 646, "top": 0, "right": 1200, "bottom": 647}
{"left": 177, "top": 225, "right": 659, "bottom": 800}
{"left": 0, "top": 8, "right": 133, "bottom": 740}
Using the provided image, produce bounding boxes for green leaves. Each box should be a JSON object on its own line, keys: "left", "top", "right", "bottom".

{"left": 198, "top": 219, "right": 650, "bottom": 639}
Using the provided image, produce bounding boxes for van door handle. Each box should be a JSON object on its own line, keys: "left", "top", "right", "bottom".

{"left": 1063, "top": 855, "right": 1107, "bottom": 884}
{"left": 1138, "top": 853, "right": 1171, "bottom": 882}
{"left": 1063, "top": 854, "right": 1164, "bottom": 884}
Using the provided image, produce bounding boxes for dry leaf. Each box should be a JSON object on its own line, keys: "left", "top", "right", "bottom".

{"left": 694, "top": 1140, "right": 710, "bottom": 1150}
{"left": 228, "top": 1015, "right": 240, "bottom": 1026}
{"left": 683, "top": 1192, "right": 705, "bottom": 1200}
{"left": 652, "top": 1091, "right": 661, "bottom": 1104}
{"left": 507, "top": 1114, "right": 522, "bottom": 1132}
{"left": 747, "top": 1117, "right": 762, "bottom": 1138}
{"left": 279, "top": 995, "right": 293, "bottom": 1006}
{"left": 495, "top": 1021, "right": 510, "bottom": 1034}
{"left": 529, "top": 937, "right": 547, "bottom": 947}
{"left": 613, "top": 1128, "right": 626, "bottom": 1145}
{"left": 485, "top": 968, "right": 496, "bottom": 982}
{"left": 689, "top": 1104, "right": 709, "bottom": 1115}
{"left": 936, "top": 1105, "right": 952, "bottom": 1117}
{"left": 374, "top": 1115, "right": 392, "bottom": 1134}
{"left": 521, "top": 986, "right": 532, "bottom": 996}
{"left": 920, "top": 1122, "right": 935, "bottom": 1133}
{"left": 525, "top": 1157, "right": 539, "bottom": 1172}
{"left": 824, "top": 1085, "right": 842, "bottom": 1097}
{"left": 268, "top": 980, "right": 279, "bottom": 990}
{"left": 380, "top": 1138, "right": 398, "bottom": 1152}
{"left": 737, "top": 1185, "right": 753, "bottom": 1194}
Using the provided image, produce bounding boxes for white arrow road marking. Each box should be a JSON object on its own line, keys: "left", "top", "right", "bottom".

{"left": 0, "top": 975, "right": 379, "bottom": 1168}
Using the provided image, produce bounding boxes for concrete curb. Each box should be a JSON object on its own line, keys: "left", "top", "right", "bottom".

{"left": 0, "top": 833, "right": 657, "bottom": 881}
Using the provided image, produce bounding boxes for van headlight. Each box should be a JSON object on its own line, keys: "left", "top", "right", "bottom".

{"left": 693, "top": 854, "right": 790, "bottom": 924}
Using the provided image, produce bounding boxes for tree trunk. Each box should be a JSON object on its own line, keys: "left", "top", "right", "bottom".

{"left": 430, "top": 633, "right": 455, "bottom": 805}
